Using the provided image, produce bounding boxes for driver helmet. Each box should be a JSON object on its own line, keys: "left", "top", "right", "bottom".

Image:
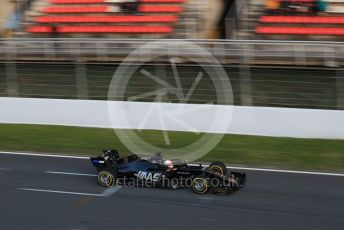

{"left": 164, "top": 160, "right": 174, "bottom": 169}
{"left": 103, "top": 149, "right": 119, "bottom": 160}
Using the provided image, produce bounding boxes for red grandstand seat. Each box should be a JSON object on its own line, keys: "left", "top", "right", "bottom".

{"left": 34, "top": 15, "right": 178, "bottom": 23}
{"left": 50, "top": 0, "right": 185, "bottom": 3}
{"left": 27, "top": 25, "right": 173, "bottom": 33}
{"left": 260, "top": 16, "right": 344, "bottom": 24}
{"left": 42, "top": 5, "right": 183, "bottom": 13}
{"left": 256, "top": 26, "right": 344, "bottom": 35}
{"left": 27, "top": 26, "right": 53, "bottom": 33}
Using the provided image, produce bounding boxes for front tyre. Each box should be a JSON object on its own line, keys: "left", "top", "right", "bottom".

{"left": 192, "top": 177, "right": 209, "bottom": 194}
{"left": 208, "top": 162, "right": 227, "bottom": 176}
{"left": 97, "top": 170, "right": 115, "bottom": 187}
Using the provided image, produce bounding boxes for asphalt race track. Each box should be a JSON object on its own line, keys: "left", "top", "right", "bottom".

{"left": 0, "top": 152, "right": 343, "bottom": 230}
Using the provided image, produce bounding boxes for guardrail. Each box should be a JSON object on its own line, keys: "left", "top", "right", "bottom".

{"left": 1, "top": 98, "right": 344, "bottom": 139}
{"left": 0, "top": 39, "right": 343, "bottom": 66}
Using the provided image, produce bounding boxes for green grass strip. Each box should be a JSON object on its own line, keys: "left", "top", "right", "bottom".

{"left": 0, "top": 124, "right": 343, "bottom": 172}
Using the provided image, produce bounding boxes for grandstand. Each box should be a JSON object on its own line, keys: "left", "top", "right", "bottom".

{"left": 0, "top": 0, "right": 343, "bottom": 110}
{"left": 0, "top": 0, "right": 223, "bottom": 39}
{"left": 1, "top": 0, "right": 344, "bottom": 40}
{"left": 251, "top": 0, "right": 344, "bottom": 40}
{"left": 25, "top": 0, "right": 185, "bottom": 38}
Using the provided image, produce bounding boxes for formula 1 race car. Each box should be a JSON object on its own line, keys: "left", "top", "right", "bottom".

{"left": 90, "top": 150, "right": 246, "bottom": 195}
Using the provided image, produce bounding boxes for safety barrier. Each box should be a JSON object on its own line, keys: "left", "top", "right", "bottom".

{"left": 0, "top": 97, "right": 343, "bottom": 139}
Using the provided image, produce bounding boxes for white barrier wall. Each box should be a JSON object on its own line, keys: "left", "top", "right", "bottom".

{"left": 1, "top": 97, "right": 344, "bottom": 139}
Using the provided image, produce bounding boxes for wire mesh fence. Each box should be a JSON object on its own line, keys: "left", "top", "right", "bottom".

{"left": 0, "top": 62, "right": 342, "bottom": 110}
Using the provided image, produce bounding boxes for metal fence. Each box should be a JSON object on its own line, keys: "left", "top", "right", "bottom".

{"left": 0, "top": 63, "right": 342, "bottom": 110}
{"left": 0, "top": 39, "right": 343, "bottom": 66}
{"left": 0, "top": 39, "right": 343, "bottom": 110}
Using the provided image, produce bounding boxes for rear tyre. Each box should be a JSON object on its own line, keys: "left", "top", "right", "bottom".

{"left": 97, "top": 170, "right": 115, "bottom": 187}
{"left": 208, "top": 162, "right": 227, "bottom": 176}
{"left": 192, "top": 177, "right": 209, "bottom": 194}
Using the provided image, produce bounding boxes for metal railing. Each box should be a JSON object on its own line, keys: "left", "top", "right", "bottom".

{"left": 0, "top": 39, "right": 343, "bottom": 66}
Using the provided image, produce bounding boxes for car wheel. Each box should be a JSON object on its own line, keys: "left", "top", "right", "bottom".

{"left": 208, "top": 162, "right": 227, "bottom": 176}
{"left": 97, "top": 170, "right": 115, "bottom": 187}
{"left": 192, "top": 177, "right": 209, "bottom": 194}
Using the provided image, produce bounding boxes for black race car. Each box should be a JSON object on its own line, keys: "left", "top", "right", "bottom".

{"left": 90, "top": 149, "right": 246, "bottom": 195}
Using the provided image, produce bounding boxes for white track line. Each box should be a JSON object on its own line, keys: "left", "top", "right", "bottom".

{"left": 46, "top": 171, "right": 97, "bottom": 177}
{"left": 101, "top": 186, "right": 122, "bottom": 197}
{"left": 226, "top": 166, "right": 344, "bottom": 177}
{"left": 17, "top": 188, "right": 102, "bottom": 197}
{"left": 0, "top": 167, "right": 11, "bottom": 171}
{"left": 17, "top": 186, "right": 122, "bottom": 197}
{"left": 2, "top": 151, "right": 344, "bottom": 177}
{"left": 0, "top": 151, "right": 88, "bottom": 159}
{"left": 187, "top": 165, "right": 344, "bottom": 177}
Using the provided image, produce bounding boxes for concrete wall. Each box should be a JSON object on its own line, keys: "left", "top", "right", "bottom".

{"left": 1, "top": 97, "right": 344, "bottom": 139}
